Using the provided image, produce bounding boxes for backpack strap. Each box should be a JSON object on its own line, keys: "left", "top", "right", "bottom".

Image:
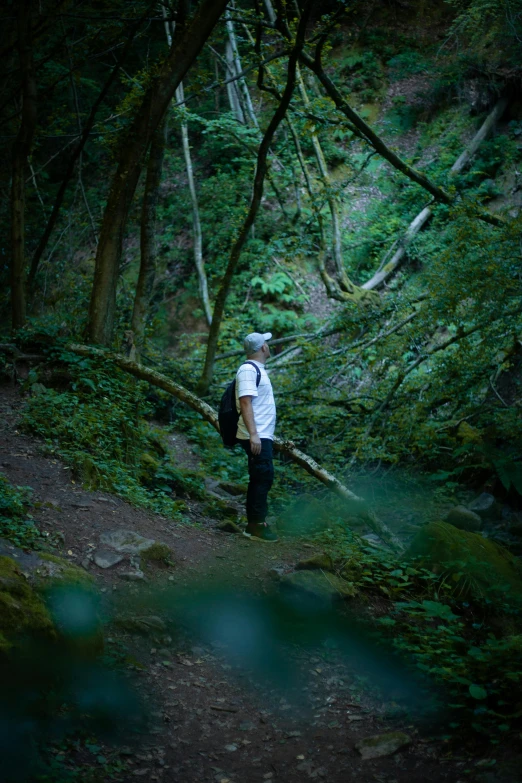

{"left": 241, "top": 360, "right": 261, "bottom": 388}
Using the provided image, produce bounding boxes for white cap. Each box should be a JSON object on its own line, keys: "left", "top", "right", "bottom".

{"left": 243, "top": 332, "right": 272, "bottom": 355}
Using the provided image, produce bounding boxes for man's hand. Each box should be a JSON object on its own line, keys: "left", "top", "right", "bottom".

{"left": 239, "top": 395, "right": 262, "bottom": 455}
{"left": 250, "top": 432, "right": 262, "bottom": 455}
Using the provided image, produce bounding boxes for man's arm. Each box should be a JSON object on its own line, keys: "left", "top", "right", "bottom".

{"left": 239, "top": 395, "right": 261, "bottom": 455}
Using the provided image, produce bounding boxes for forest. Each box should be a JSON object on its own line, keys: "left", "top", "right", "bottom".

{"left": 0, "top": 0, "right": 522, "bottom": 780}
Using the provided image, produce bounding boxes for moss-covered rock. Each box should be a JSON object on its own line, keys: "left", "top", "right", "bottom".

{"left": 280, "top": 570, "right": 357, "bottom": 604}
{"left": 407, "top": 522, "right": 522, "bottom": 605}
{"left": 140, "top": 542, "right": 173, "bottom": 566}
{"left": 444, "top": 505, "right": 483, "bottom": 532}
{"left": 0, "top": 556, "right": 55, "bottom": 653}
{"left": 28, "top": 554, "right": 101, "bottom": 656}
{"left": 203, "top": 498, "right": 238, "bottom": 521}
{"left": 296, "top": 553, "right": 334, "bottom": 572}
{"left": 139, "top": 452, "right": 161, "bottom": 484}
{"left": 31, "top": 553, "right": 95, "bottom": 591}
{"left": 218, "top": 481, "right": 248, "bottom": 496}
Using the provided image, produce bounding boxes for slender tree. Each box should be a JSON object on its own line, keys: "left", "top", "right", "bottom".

{"left": 87, "top": 0, "right": 229, "bottom": 346}
{"left": 197, "top": 1, "right": 312, "bottom": 395}
{"left": 130, "top": 118, "right": 168, "bottom": 354}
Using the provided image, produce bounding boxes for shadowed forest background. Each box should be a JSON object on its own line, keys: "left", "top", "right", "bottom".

{"left": 1, "top": 0, "right": 522, "bottom": 781}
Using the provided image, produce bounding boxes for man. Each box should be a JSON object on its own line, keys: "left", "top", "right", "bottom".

{"left": 236, "top": 332, "right": 278, "bottom": 542}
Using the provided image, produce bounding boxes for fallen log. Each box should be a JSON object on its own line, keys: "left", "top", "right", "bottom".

{"left": 362, "top": 96, "right": 508, "bottom": 291}
{"left": 67, "top": 343, "right": 403, "bottom": 552}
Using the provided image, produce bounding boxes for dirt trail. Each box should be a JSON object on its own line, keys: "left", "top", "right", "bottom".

{"left": 0, "top": 385, "right": 463, "bottom": 783}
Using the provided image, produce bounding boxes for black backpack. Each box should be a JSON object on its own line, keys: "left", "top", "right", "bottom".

{"left": 218, "top": 361, "right": 261, "bottom": 448}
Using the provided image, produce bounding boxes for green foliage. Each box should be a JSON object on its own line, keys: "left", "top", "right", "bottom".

{"left": 315, "top": 529, "right": 522, "bottom": 737}
{"left": 20, "top": 354, "right": 187, "bottom": 517}
{"left": 0, "top": 474, "right": 42, "bottom": 549}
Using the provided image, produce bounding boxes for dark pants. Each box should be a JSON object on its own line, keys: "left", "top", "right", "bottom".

{"left": 237, "top": 438, "right": 274, "bottom": 525}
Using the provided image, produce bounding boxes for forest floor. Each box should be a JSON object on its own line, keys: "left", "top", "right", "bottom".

{"left": 0, "top": 383, "right": 497, "bottom": 783}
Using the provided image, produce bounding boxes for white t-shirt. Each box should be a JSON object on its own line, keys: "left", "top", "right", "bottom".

{"left": 235, "top": 360, "right": 276, "bottom": 440}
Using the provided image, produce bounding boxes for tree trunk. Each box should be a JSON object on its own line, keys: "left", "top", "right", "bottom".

{"left": 130, "top": 118, "right": 167, "bottom": 352}
{"left": 197, "top": 6, "right": 311, "bottom": 396}
{"left": 67, "top": 342, "right": 404, "bottom": 552}
{"left": 10, "top": 0, "right": 37, "bottom": 331}
{"left": 362, "top": 97, "right": 508, "bottom": 290}
{"left": 176, "top": 82, "right": 213, "bottom": 326}
{"left": 225, "top": 9, "right": 259, "bottom": 128}
{"left": 225, "top": 38, "right": 245, "bottom": 123}
{"left": 162, "top": 11, "right": 212, "bottom": 327}
{"left": 86, "top": 0, "right": 229, "bottom": 346}
{"left": 295, "top": 65, "right": 350, "bottom": 291}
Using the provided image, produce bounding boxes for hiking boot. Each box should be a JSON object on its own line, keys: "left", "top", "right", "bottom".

{"left": 243, "top": 522, "right": 279, "bottom": 543}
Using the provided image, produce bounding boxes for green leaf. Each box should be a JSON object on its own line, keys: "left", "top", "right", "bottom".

{"left": 469, "top": 684, "right": 487, "bottom": 700}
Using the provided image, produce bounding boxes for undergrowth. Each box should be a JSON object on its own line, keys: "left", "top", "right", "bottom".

{"left": 315, "top": 528, "right": 522, "bottom": 740}
{"left": 20, "top": 350, "right": 205, "bottom": 519}
{"left": 0, "top": 473, "right": 43, "bottom": 549}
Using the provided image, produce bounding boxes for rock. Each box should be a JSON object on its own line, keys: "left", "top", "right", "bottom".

{"left": 0, "top": 555, "right": 54, "bottom": 653}
{"left": 268, "top": 566, "right": 286, "bottom": 580}
{"left": 93, "top": 549, "right": 124, "bottom": 569}
{"left": 361, "top": 533, "right": 384, "bottom": 547}
{"left": 280, "top": 571, "right": 357, "bottom": 604}
{"left": 296, "top": 553, "right": 334, "bottom": 571}
{"left": 99, "top": 529, "right": 155, "bottom": 554}
{"left": 0, "top": 554, "right": 102, "bottom": 657}
{"left": 444, "top": 505, "right": 483, "bottom": 532}
{"left": 0, "top": 537, "right": 42, "bottom": 570}
{"left": 218, "top": 481, "right": 248, "bottom": 496}
{"left": 355, "top": 731, "right": 411, "bottom": 760}
{"left": 407, "top": 522, "right": 522, "bottom": 606}
{"left": 140, "top": 542, "right": 173, "bottom": 565}
{"left": 70, "top": 499, "right": 95, "bottom": 509}
{"left": 116, "top": 615, "right": 166, "bottom": 634}
{"left": 468, "top": 493, "right": 500, "bottom": 520}
{"left": 203, "top": 499, "right": 238, "bottom": 521}
{"left": 215, "top": 520, "right": 242, "bottom": 534}
{"left": 118, "top": 570, "right": 147, "bottom": 582}
{"left": 30, "top": 553, "right": 95, "bottom": 591}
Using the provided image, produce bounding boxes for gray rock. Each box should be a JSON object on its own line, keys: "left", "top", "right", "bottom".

{"left": 0, "top": 537, "right": 42, "bottom": 570}
{"left": 468, "top": 492, "right": 499, "bottom": 520}
{"left": 118, "top": 570, "right": 147, "bottom": 582}
{"left": 100, "top": 529, "right": 155, "bottom": 554}
{"left": 70, "top": 499, "right": 95, "bottom": 509}
{"left": 361, "top": 533, "right": 385, "bottom": 547}
{"left": 355, "top": 731, "right": 411, "bottom": 760}
{"left": 445, "top": 505, "right": 483, "bottom": 532}
{"left": 93, "top": 549, "right": 124, "bottom": 569}
{"left": 280, "top": 571, "right": 356, "bottom": 604}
